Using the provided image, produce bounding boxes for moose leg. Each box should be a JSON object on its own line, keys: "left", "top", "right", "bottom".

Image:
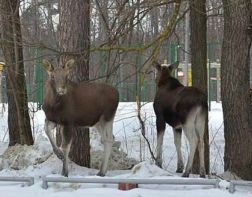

{"left": 173, "top": 128, "right": 184, "bottom": 173}
{"left": 198, "top": 138, "right": 205, "bottom": 178}
{"left": 96, "top": 119, "right": 113, "bottom": 176}
{"left": 195, "top": 112, "right": 206, "bottom": 178}
{"left": 155, "top": 117, "right": 166, "bottom": 168}
{"left": 44, "top": 119, "right": 64, "bottom": 160}
{"left": 59, "top": 125, "right": 72, "bottom": 177}
{"left": 182, "top": 122, "right": 198, "bottom": 177}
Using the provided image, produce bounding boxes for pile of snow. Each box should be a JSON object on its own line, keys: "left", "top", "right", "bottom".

{"left": 90, "top": 130, "right": 138, "bottom": 170}
{"left": 131, "top": 161, "right": 172, "bottom": 177}
{"left": 0, "top": 132, "right": 137, "bottom": 173}
{"left": 0, "top": 134, "right": 52, "bottom": 170}
{"left": 91, "top": 142, "right": 137, "bottom": 171}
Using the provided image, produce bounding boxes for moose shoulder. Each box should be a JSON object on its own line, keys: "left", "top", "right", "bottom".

{"left": 153, "top": 61, "right": 207, "bottom": 178}
{"left": 42, "top": 59, "right": 119, "bottom": 177}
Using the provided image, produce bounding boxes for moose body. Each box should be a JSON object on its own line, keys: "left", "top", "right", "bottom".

{"left": 154, "top": 62, "right": 207, "bottom": 178}
{"left": 43, "top": 81, "right": 118, "bottom": 126}
{"left": 42, "top": 59, "right": 119, "bottom": 177}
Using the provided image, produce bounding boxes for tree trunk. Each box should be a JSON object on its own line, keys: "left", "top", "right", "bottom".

{"left": 221, "top": 0, "right": 252, "bottom": 180}
{"left": 189, "top": 0, "right": 209, "bottom": 174}
{"left": 59, "top": 0, "right": 90, "bottom": 167}
{"left": 0, "top": 0, "right": 33, "bottom": 146}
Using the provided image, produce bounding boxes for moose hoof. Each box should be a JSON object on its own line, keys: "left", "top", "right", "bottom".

{"left": 97, "top": 171, "right": 105, "bottom": 177}
{"left": 200, "top": 174, "right": 206, "bottom": 178}
{"left": 61, "top": 170, "right": 68, "bottom": 177}
{"left": 176, "top": 162, "right": 184, "bottom": 173}
{"left": 182, "top": 172, "right": 190, "bottom": 178}
{"left": 155, "top": 161, "right": 162, "bottom": 168}
{"left": 199, "top": 168, "right": 206, "bottom": 178}
{"left": 176, "top": 168, "right": 184, "bottom": 173}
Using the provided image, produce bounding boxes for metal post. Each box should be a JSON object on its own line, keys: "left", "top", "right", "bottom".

{"left": 35, "top": 48, "right": 44, "bottom": 109}
{"left": 228, "top": 180, "right": 252, "bottom": 193}
{"left": 216, "top": 63, "right": 221, "bottom": 102}
{"left": 208, "top": 59, "right": 211, "bottom": 111}
{"left": 229, "top": 182, "right": 235, "bottom": 193}
{"left": 0, "top": 71, "right": 2, "bottom": 104}
{"left": 119, "top": 63, "right": 124, "bottom": 101}
{"left": 183, "top": 3, "right": 190, "bottom": 86}
{"left": 0, "top": 62, "right": 6, "bottom": 104}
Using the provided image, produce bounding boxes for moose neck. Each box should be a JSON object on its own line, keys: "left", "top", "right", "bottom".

{"left": 158, "top": 75, "right": 183, "bottom": 90}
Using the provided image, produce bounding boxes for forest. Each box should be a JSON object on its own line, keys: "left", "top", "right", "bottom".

{"left": 0, "top": 0, "right": 251, "bottom": 196}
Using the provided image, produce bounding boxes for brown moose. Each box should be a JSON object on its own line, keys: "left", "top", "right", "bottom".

{"left": 42, "top": 59, "right": 119, "bottom": 177}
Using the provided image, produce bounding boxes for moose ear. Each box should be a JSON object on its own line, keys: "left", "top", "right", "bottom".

{"left": 154, "top": 62, "right": 162, "bottom": 71}
{"left": 42, "top": 59, "right": 54, "bottom": 74}
{"left": 64, "top": 59, "right": 75, "bottom": 71}
{"left": 169, "top": 61, "right": 179, "bottom": 70}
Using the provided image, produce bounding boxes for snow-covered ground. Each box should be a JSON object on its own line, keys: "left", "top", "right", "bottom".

{"left": 0, "top": 102, "right": 251, "bottom": 196}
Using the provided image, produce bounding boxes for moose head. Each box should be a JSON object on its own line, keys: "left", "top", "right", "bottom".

{"left": 43, "top": 59, "right": 76, "bottom": 95}
{"left": 154, "top": 61, "right": 179, "bottom": 86}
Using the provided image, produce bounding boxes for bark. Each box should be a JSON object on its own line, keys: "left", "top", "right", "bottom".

{"left": 189, "top": 0, "right": 209, "bottom": 174}
{"left": 0, "top": 0, "right": 33, "bottom": 146}
{"left": 95, "top": 0, "right": 110, "bottom": 82}
{"left": 221, "top": 0, "right": 252, "bottom": 180}
{"left": 59, "top": 0, "right": 90, "bottom": 167}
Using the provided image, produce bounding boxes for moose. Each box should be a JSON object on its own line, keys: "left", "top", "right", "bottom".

{"left": 153, "top": 61, "right": 208, "bottom": 178}
{"left": 42, "top": 59, "right": 119, "bottom": 177}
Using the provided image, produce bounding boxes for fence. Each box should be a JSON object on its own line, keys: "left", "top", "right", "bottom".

{"left": 0, "top": 62, "right": 221, "bottom": 108}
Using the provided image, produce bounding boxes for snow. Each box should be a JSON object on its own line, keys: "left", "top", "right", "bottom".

{"left": 131, "top": 161, "right": 172, "bottom": 177}
{"left": 0, "top": 102, "right": 251, "bottom": 196}
{"left": 2, "top": 184, "right": 249, "bottom": 197}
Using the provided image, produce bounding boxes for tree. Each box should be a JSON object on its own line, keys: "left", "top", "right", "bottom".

{"left": 58, "top": 0, "right": 90, "bottom": 167}
{"left": 221, "top": 0, "right": 252, "bottom": 180}
{"left": 0, "top": 0, "right": 33, "bottom": 146}
{"left": 189, "top": 0, "right": 209, "bottom": 174}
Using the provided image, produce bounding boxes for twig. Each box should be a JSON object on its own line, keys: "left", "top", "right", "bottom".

{"left": 136, "top": 96, "right": 156, "bottom": 161}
